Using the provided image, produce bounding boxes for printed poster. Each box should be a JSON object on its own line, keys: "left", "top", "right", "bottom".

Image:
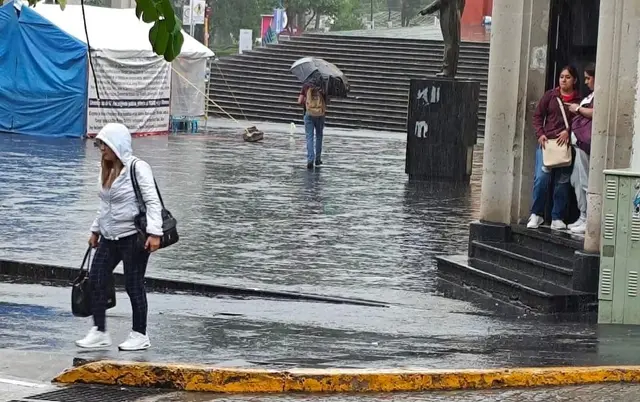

{"left": 87, "top": 55, "right": 171, "bottom": 136}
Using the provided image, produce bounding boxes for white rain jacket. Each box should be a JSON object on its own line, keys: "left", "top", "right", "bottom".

{"left": 89, "top": 123, "right": 163, "bottom": 240}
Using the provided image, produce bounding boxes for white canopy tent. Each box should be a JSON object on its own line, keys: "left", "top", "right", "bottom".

{"left": 27, "top": 2, "right": 214, "bottom": 135}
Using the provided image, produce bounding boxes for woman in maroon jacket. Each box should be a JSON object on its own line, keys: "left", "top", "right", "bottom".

{"left": 527, "top": 65, "right": 581, "bottom": 230}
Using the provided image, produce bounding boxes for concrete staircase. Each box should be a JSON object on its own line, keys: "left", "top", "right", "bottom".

{"left": 208, "top": 32, "right": 490, "bottom": 134}
{"left": 436, "top": 222, "right": 598, "bottom": 320}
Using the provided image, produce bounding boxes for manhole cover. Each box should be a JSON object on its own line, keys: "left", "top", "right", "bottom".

{"left": 24, "top": 385, "right": 168, "bottom": 402}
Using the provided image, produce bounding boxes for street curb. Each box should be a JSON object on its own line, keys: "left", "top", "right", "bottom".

{"left": 53, "top": 361, "right": 640, "bottom": 393}
{"left": 0, "top": 259, "right": 388, "bottom": 308}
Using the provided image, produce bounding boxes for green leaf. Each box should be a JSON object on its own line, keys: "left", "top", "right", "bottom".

{"left": 159, "top": 0, "right": 176, "bottom": 32}
{"left": 135, "top": 2, "right": 144, "bottom": 19}
{"left": 135, "top": 0, "right": 158, "bottom": 24}
{"left": 148, "top": 22, "right": 159, "bottom": 45}
{"left": 152, "top": 20, "right": 169, "bottom": 55}
{"left": 172, "top": 15, "right": 182, "bottom": 35}
{"left": 163, "top": 34, "right": 175, "bottom": 62}
{"left": 57, "top": 0, "right": 66, "bottom": 10}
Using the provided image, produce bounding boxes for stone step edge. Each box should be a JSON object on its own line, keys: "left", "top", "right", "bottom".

{"left": 53, "top": 360, "right": 640, "bottom": 393}
{"left": 0, "top": 259, "right": 388, "bottom": 308}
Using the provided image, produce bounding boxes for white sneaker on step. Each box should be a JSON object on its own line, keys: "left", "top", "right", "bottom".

{"left": 551, "top": 220, "right": 567, "bottom": 230}
{"left": 118, "top": 331, "right": 151, "bottom": 351}
{"left": 571, "top": 223, "right": 587, "bottom": 234}
{"left": 568, "top": 217, "right": 586, "bottom": 230}
{"left": 76, "top": 326, "right": 112, "bottom": 349}
{"left": 527, "top": 214, "right": 544, "bottom": 229}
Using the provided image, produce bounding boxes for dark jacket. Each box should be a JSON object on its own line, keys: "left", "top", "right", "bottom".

{"left": 532, "top": 87, "right": 581, "bottom": 140}
{"left": 572, "top": 95, "right": 594, "bottom": 155}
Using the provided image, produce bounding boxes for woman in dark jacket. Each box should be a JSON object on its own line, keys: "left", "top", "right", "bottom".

{"left": 527, "top": 65, "right": 581, "bottom": 230}
{"left": 565, "top": 63, "right": 596, "bottom": 234}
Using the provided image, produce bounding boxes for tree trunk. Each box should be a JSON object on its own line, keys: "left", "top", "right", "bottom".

{"left": 315, "top": 10, "right": 321, "bottom": 30}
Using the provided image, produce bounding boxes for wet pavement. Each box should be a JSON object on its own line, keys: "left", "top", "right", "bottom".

{"left": 0, "top": 119, "right": 481, "bottom": 305}
{"left": 2, "top": 119, "right": 640, "bottom": 398}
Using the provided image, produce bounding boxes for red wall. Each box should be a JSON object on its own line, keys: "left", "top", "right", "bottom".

{"left": 461, "top": 0, "right": 493, "bottom": 25}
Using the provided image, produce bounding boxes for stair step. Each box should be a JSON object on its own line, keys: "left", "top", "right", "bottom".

{"left": 209, "top": 32, "right": 490, "bottom": 135}
{"left": 511, "top": 224, "right": 583, "bottom": 261}
{"left": 469, "top": 257, "right": 574, "bottom": 294}
{"left": 209, "top": 91, "right": 410, "bottom": 112}
{"left": 296, "top": 33, "right": 491, "bottom": 51}
{"left": 216, "top": 61, "right": 489, "bottom": 83}
{"left": 208, "top": 100, "right": 408, "bottom": 123}
{"left": 470, "top": 241, "right": 573, "bottom": 287}
{"left": 437, "top": 254, "right": 596, "bottom": 315}
{"left": 205, "top": 104, "right": 407, "bottom": 131}
{"left": 252, "top": 45, "right": 491, "bottom": 66}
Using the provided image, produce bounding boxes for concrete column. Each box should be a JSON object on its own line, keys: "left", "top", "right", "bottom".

{"left": 479, "top": 0, "right": 549, "bottom": 224}
{"left": 583, "top": 0, "right": 640, "bottom": 253}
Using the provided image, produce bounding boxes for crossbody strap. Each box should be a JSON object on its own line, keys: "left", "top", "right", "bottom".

{"left": 129, "top": 159, "right": 165, "bottom": 217}
{"left": 80, "top": 246, "right": 92, "bottom": 272}
{"left": 556, "top": 97, "right": 570, "bottom": 130}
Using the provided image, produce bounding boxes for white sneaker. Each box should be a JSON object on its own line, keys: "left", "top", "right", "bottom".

{"left": 571, "top": 223, "right": 587, "bottom": 234}
{"left": 568, "top": 217, "right": 586, "bottom": 230}
{"left": 76, "top": 327, "right": 112, "bottom": 349}
{"left": 118, "top": 331, "right": 151, "bottom": 351}
{"left": 551, "top": 220, "right": 567, "bottom": 230}
{"left": 527, "top": 214, "right": 544, "bottom": 229}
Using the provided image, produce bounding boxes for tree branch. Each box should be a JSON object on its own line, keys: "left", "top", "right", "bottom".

{"left": 304, "top": 9, "right": 316, "bottom": 29}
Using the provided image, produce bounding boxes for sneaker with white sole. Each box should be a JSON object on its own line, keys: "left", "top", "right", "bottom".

{"left": 568, "top": 217, "right": 586, "bottom": 230}
{"left": 118, "top": 331, "right": 151, "bottom": 351}
{"left": 571, "top": 223, "right": 587, "bottom": 234}
{"left": 550, "top": 220, "right": 567, "bottom": 230}
{"left": 76, "top": 327, "right": 112, "bottom": 349}
{"left": 527, "top": 214, "right": 544, "bottom": 229}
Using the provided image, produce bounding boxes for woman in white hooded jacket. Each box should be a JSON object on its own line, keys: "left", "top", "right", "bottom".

{"left": 76, "top": 123, "right": 163, "bottom": 351}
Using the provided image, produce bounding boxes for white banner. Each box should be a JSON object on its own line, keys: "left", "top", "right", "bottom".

{"left": 87, "top": 55, "right": 171, "bottom": 136}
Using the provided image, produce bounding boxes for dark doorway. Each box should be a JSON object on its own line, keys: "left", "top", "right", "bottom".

{"left": 546, "top": 0, "right": 599, "bottom": 96}
{"left": 543, "top": 0, "right": 599, "bottom": 226}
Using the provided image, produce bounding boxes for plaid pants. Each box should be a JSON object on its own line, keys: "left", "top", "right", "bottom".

{"left": 90, "top": 234, "right": 150, "bottom": 334}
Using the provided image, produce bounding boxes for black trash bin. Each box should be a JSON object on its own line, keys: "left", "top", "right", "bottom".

{"left": 405, "top": 78, "right": 480, "bottom": 182}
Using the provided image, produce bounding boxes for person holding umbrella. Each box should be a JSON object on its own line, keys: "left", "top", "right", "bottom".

{"left": 290, "top": 57, "right": 349, "bottom": 169}
{"left": 297, "top": 73, "right": 327, "bottom": 169}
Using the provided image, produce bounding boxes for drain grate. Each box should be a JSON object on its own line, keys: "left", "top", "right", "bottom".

{"left": 24, "top": 385, "right": 168, "bottom": 402}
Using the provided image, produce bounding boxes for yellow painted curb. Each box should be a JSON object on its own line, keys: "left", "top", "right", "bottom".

{"left": 53, "top": 361, "right": 640, "bottom": 393}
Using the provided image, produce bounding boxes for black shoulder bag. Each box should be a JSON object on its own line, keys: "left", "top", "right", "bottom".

{"left": 130, "top": 159, "right": 179, "bottom": 249}
{"left": 71, "top": 246, "right": 116, "bottom": 317}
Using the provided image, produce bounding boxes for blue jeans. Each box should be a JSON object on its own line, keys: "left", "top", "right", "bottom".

{"left": 531, "top": 146, "right": 572, "bottom": 220}
{"left": 304, "top": 114, "right": 325, "bottom": 163}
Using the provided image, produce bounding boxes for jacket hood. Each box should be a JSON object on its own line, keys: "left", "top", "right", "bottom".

{"left": 96, "top": 123, "right": 133, "bottom": 163}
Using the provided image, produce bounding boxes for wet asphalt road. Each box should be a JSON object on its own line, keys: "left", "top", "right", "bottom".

{"left": 3, "top": 120, "right": 640, "bottom": 401}
{"left": 0, "top": 119, "right": 478, "bottom": 305}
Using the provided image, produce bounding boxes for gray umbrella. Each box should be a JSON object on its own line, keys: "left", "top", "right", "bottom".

{"left": 290, "top": 57, "right": 348, "bottom": 87}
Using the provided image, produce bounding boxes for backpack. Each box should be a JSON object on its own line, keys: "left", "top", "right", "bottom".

{"left": 305, "top": 87, "right": 326, "bottom": 117}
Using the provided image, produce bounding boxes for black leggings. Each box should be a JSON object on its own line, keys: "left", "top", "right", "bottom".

{"left": 90, "top": 234, "right": 150, "bottom": 334}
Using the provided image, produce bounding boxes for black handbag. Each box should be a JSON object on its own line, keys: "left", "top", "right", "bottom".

{"left": 71, "top": 246, "right": 116, "bottom": 317}
{"left": 130, "top": 159, "right": 179, "bottom": 249}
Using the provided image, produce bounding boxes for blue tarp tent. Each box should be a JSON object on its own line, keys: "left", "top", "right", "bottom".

{"left": 0, "top": 2, "right": 88, "bottom": 138}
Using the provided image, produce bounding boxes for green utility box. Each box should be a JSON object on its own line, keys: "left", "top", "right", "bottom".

{"left": 598, "top": 169, "right": 640, "bottom": 324}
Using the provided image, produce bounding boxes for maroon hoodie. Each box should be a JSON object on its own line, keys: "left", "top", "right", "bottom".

{"left": 532, "top": 87, "right": 581, "bottom": 139}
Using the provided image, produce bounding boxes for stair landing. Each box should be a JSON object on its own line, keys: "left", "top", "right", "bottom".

{"left": 324, "top": 24, "right": 491, "bottom": 43}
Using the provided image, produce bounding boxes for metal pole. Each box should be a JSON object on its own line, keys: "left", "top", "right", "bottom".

{"left": 370, "top": 0, "right": 373, "bottom": 29}
{"left": 189, "top": 0, "right": 195, "bottom": 36}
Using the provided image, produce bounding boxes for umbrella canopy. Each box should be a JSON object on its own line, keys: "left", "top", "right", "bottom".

{"left": 290, "top": 57, "right": 348, "bottom": 87}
